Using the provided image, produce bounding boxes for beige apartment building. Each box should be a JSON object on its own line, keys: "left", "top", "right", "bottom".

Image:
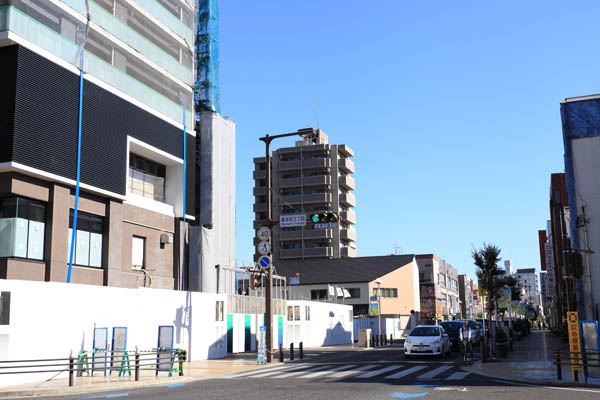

{"left": 252, "top": 129, "right": 356, "bottom": 262}
{"left": 277, "top": 255, "right": 420, "bottom": 317}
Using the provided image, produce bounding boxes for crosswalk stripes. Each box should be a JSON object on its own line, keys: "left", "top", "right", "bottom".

{"left": 356, "top": 365, "right": 403, "bottom": 379}
{"left": 229, "top": 365, "right": 289, "bottom": 378}
{"left": 384, "top": 366, "right": 427, "bottom": 379}
{"left": 250, "top": 365, "right": 306, "bottom": 378}
{"left": 416, "top": 365, "right": 453, "bottom": 380}
{"left": 445, "top": 371, "right": 469, "bottom": 380}
{"left": 299, "top": 365, "right": 356, "bottom": 379}
{"left": 330, "top": 364, "right": 377, "bottom": 378}
{"left": 228, "top": 363, "right": 471, "bottom": 382}
{"left": 272, "top": 365, "right": 332, "bottom": 378}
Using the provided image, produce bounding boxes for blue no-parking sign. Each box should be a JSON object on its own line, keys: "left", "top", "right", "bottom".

{"left": 257, "top": 255, "right": 271, "bottom": 269}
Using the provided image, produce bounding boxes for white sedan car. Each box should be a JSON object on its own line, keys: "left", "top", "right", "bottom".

{"left": 404, "top": 325, "right": 450, "bottom": 358}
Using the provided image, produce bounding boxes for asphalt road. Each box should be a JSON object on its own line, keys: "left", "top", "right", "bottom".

{"left": 38, "top": 346, "right": 600, "bottom": 400}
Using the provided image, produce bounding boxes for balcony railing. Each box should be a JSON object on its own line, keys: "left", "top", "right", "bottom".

{"left": 340, "top": 193, "right": 356, "bottom": 207}
{"left": 341, "top": 210, "right": 356, "bottom": 224}
{"left": 279, "top": 247, "right": 333, "bottom": 259}
{"left": 278, "top": 193, "right": 332, "bottom": 205}
{"left": 279, "top": 175, "right": 331, "bottom": 188}
{"left": 341, "top": 228, "right": 357, "bottom": 242}
{"left": 339, "top": 175, "right": 355, "bottom": 190}
{"left": 279, "top": 158, "right": 331, "bottom": 172}
{"left": 279, "top": 229, "right": 333, "bottom": 241}
{"left": 339, "top": 158, "right": 355, "bottom": 174}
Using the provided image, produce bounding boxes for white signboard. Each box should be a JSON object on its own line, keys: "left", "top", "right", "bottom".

{"left": 280, "top": 214, "right": 306, "bottom": 227}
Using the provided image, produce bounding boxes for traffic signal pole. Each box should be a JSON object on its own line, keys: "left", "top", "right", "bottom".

{"left": 260, "top": 129, "right": 316, "bottom": 362}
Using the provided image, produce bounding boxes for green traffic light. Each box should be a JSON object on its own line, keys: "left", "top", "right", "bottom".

{"left": 311, "top": 214, "right": 320, "bottom": 223}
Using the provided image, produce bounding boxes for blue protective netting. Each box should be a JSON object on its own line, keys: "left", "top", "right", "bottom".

{"left": 195, "top": 0, "right": 220, "bottom": 116}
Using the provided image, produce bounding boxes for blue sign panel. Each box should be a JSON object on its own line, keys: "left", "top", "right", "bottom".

{"left": 257, "top": 255, "right": 271, "bottom": 269}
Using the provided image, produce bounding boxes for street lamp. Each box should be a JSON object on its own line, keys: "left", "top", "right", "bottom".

{"left": 259, "top": 128, "right": 319, "bottom": 363}
{"left": 375, "top": 278, "right": 383, "bottom": 337}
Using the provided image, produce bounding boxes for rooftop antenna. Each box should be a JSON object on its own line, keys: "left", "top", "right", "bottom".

{"left": 316, "top": 90, "right": 320, "bottom": 131}
{"left": 394, "top": 241, "right": 402, "bottom": 255}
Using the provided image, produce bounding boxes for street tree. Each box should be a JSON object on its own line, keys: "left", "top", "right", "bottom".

{"left": 472, "top": 243, "right": 504, "bottom": 360}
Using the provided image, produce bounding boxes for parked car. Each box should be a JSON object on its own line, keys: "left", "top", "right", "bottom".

{"left": 439, "top": 321, "right": 463, "bottom": 350}
{"left": 404, "top": 325, "right": 450, "bottom": 358}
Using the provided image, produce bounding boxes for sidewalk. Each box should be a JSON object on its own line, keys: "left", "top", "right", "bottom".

{"left": 0, "top": 344, "right": 362, "bottom": 398}
{"left": 463, "top": 329, "right": 597, "bottom": 386}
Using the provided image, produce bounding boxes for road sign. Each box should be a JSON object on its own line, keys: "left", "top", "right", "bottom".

{"left": 314, "top": 223, "right": 335, "bottom": 229}
{"left": 280, "top": 214, "right": 306, "bottom": 227}
{"left": 257, "top": 255, "right": 271, "bottom": 269}
{"left": 257, "top": 240, "right": 271, "bottom": 255}
{"left": 567, "top": 311, "right": 583, "bottom": 379}
{"left": 256, "top": 227, "right": 271, "bottom": 241}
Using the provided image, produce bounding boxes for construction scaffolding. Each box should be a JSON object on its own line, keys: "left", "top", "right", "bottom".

{"left": 195, "top": 0, "right": 220, "bottom": 115}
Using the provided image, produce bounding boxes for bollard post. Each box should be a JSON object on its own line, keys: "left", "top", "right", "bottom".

{"left": 555, "top": 351, "right": 562, "bottom": 381}
{"left": 69, "top": 352, "right": 74, "bottom": 387}
{"left": 290, "top": 343, "right": 295, "bottom": 361}
{"left": 390, "top": 334, "right": 393, "bottom": 345}
{"left": 371, "top": 334, "right": 374, "bottom": 347}
{"left": 383, "top": 334, "right": 387, "bottom": 346}
{"left": 299, "top": 342, "right": 304, "bottom": 359}
{"left": 135, "top": 348, "right": 140, "bottom": 381}
{"left": 279, "top": 344, "right": 284, "bottom": 362}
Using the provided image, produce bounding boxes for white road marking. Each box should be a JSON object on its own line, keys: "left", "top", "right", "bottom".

{"left": 384, "top": 366, "right": 427, "bottom": 379}
{"left": 542, "top": 386, "right": 600, "bottom": 394}
{"left": 229, "top": 365, "right": 290, "bottom": 378}
{"left": 272, "top": 365, "right": 331, "bottom": 378}
{"left": 299, "top": 364, "right": 357, "bottom": 378}
{"left": 330, "top": 364, "right": 377, "bottom": 378}
{"left": 416, "top": 365, "right": 453, "bottom": 379}
{"left": 445, "top": 371, "right": 469, "bottom": 380}
{"left": 356, "top": 365, "right": 403, "bottom": 378}
{"left": 250, "top": 365, "right": 306, "bottom": 378}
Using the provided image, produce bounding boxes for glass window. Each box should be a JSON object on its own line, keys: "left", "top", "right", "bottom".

{"left": 305, "top": 306, "right": 310, "bottom": 321}
{"left": 68, "top": 210, "right": 104, "bottom": 268}
{"left": 311, "top": 289, "right": 327, "bottom": 300}
{"left": 128, "top": 153, "right": 166, "bottom": 202}
{"left": 132, "top": 236, "right": 146, "bottom": 270}
{"left": 0, "top": 197, "right": 46, "bottom": 260}
{"left": 347, "top": 288, "right": 361, "bottom": 298}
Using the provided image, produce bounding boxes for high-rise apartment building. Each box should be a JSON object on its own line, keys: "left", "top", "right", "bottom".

{"left": 252, "top": 129, "right": 356, "bottom": 263}
{"left": 515, "top": 268, "right": 541, "bottom": 310}
{"left": 0, "top": 0, "right": 196, "bottom": 288}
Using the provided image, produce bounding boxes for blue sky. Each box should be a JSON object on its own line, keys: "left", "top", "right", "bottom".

{"left": 218, "top": 0, "right": 600, "bottom": 279}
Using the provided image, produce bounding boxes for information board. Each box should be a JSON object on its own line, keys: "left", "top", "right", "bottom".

{"left": 581, "top": 320, "right": 600, "bottom": 381}
{"left": 110, "top": 327, "right": 127, "bottom": 376}
{"left": 257, "top": 326, "right": 266, "bottom": 365}
{"left": 567, "top": 311, "right": 583, "bottom": 379}
{"left": 92, "top": 327, "right": 108, "bottom": 376}
{"left": 157, "top": 325, "right": 174, "bottom": 374}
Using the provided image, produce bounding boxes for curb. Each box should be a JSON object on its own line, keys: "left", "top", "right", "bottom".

{"left": 0, "top": 376, "right": 194, "bottom": 399}
{"left": 461, "top": 363, "right": 600, "bottom": 389}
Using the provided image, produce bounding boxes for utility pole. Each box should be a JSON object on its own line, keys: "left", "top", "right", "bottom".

{"left": 259, "top": 128, "right": 318, "bottom": 362}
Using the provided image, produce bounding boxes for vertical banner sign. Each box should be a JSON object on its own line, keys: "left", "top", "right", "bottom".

{"left": 538, "top": 230, "right": 547, "bottom": 271}
{"left": 257, "top": 326, "right": 266, "bottom": 365}
{"left": 567, "top": 312, "right": 583, "bottom": 380}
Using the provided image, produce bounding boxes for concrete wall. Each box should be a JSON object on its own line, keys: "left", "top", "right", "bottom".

{"left": 353, "top": 315, "right": 417, "bottom": 338}
{"left": 0, "top": 279, "right": 227, "bottom": 386}
{"left": 285, "top": 300, "right": 353, "bottom": 347}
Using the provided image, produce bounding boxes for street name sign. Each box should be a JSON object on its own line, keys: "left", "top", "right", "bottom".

{"left": 257, "top": 255, "right": 271, "bottom": 269}
{"left": 280, "top": 214, "right": 306, "bottom": 227}
{"left": 314, "top": 223, "right": 335, "bottom": 229}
